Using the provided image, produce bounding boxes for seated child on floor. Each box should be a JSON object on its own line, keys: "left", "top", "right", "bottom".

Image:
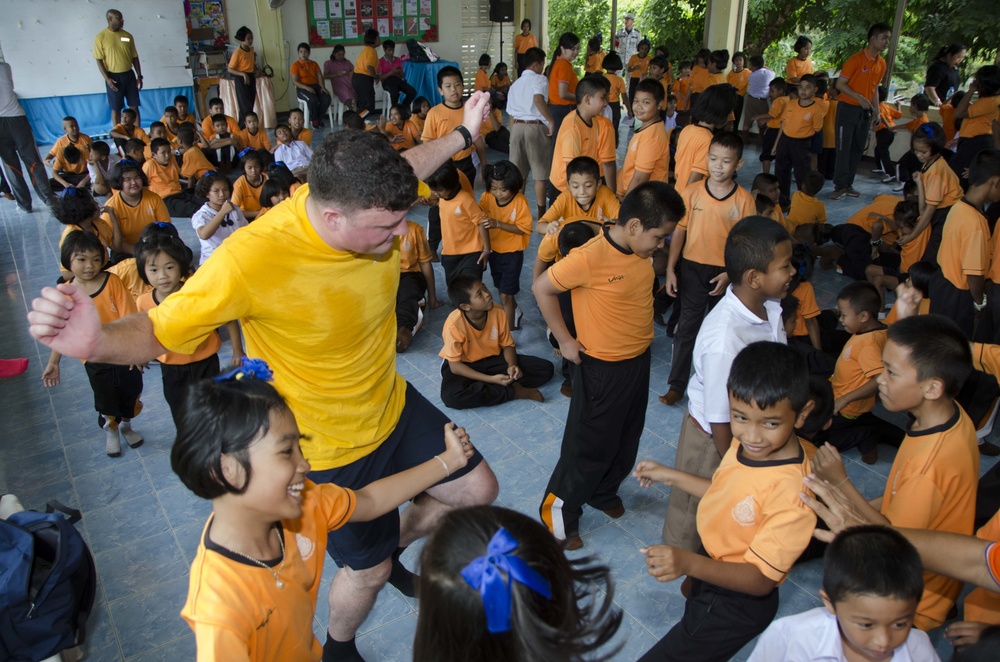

{"left": 633, "top": 341, "right": 818, "bottom": 661}
{"left": 396, "top": 218, "right": 442, "bottom": 353}
{"left": 192, "top": 174, "right": 249, "bottom": 265}
{"left": 439, "top": 276, "right": 554, "bottom": 410}
{"left": 819, "top": 282, "right": 903, "bottom": 464}
{"left": 255, "top": 178, "right": 291, "bottom": 220}
{"left": 786, "top": 171, "right": 841, "bottom": 268}
{"left": 176, "top": 363, "right": 474, "bottom": 660}
{"left": 272, "top": 123, "right": 313, "bottom": 181}
{"left": 49, "top": 145, "right": 91, "bottom": 191}
{"left": 865, "top": 199, "right": 924, "bottom": 310}
{"left": 749, "top": 525, "right": 934, "bottom": 661}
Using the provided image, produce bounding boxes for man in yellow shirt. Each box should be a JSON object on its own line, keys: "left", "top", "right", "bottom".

{"left": 28, "top": 92, "right": 498, "bottom": 662}
{"left": 92, "top": 9, "right": 142, "bottom": 127}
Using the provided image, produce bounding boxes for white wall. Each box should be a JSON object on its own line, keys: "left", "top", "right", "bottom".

{"left": 0, "top": 0, "right": 190, "bottom": 98}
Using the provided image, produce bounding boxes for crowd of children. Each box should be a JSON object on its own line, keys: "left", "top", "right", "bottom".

{"left": 17, "top": 20, "right": 1000, "bottom": 662}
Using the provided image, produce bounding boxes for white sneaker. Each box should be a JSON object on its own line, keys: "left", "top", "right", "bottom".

{"left": 513, "top": 306, "right": 524, "bottom": 330}
{"left": 871, "top": 168, "right": 885, "bottom": 175}
{"left": 882, "top": 175, "right": 897, "bottom": 184}
{"left": 892, "top": 181, "right": 906, "bottom": 192}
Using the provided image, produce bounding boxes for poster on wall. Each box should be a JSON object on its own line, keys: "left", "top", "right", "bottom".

{"left": 307, "top": 0, "right": 437, "bottom": 46}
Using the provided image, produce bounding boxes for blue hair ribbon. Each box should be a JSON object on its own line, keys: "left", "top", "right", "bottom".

{"left": 214, "top": 357, "right": 274, "bottom": 383}
{"left": 153, "top": 221, "right": 171, "bottom": 229}
{"left": 203, "top": 170, "right": 217, "bottom": 178}
{"left": 271, "top": 160, "right": 286, "bottom": 169}
{"left": 920, "top": 123, "right": 935, "bottom": 137}
{"left": 238, "top": 147, "right": 255, "bottom": 158}
{"left": 118, "top": 158, "right": 138, "bottom": 166}
{"left": 460, "top": 527, "right": 553, "bottom": 634}
{"left": 59, "top": 187, "right": 78, "bottom": 198}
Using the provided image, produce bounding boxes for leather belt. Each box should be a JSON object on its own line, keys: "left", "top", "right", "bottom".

{"left": 512, "top": 119, "right": 544, "bottom": 125}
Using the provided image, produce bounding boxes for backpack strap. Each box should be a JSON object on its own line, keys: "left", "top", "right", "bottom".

{"left": 45, "top": 500, "right": 82, "bottom": 525}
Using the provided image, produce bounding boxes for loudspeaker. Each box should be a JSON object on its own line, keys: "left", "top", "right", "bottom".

{"left": 488, "top": 0, "right": 514, "bottom": 22}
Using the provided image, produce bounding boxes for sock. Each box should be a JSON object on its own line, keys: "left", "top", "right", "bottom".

{"left": 322, "top": 634, "right": 365, "bottom": 662}
{"left": 387, "top": 547, "right": 417, "bottom": 598}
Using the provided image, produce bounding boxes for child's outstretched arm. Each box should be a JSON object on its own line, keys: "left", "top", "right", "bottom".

{"left": 41, "top": 350, "right": 61, "bottom": 387}
{"left": 476, "top": 220, "right": 492, "bottom": 266}
{"left": 808, "top": 443, "right": 889, "bottom": 524}
{"left": 350, "top": 423, "right": 474, "bottom": 522}
{"left": 633, "top": 460, "right": 710, "bottom": 498}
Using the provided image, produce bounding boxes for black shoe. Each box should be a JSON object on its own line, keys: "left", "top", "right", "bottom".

{"left": 666, "top": 322, "right": 677, "bottom": 338}
{"left": 387, "top": 547, "right": 418, "bottom": 598}
{"left": 654, "top": 311, "right": 666, "bottom": 327}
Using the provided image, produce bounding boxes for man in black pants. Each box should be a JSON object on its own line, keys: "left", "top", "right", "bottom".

{"left": 0, "top": 63, "right": 55, "bottom": 212}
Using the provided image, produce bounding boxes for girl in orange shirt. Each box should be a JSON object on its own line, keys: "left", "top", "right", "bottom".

{"left": 902, "top": 123, "right": 962, "bottom": 261}
{"left": 175, "top": 364, "right": 473, "bottom": 662}
{"left": 547, "top": 32, "right": 581, "bottom": 136}
{"left": 513, "top": 19, "right": 538, "bottom": 76}
{"left": 490, "top": 62, "right": 511, "bottom": 108}
{"left": 953, "top": 65, "right": 1000, "bottom": 187}
{"left": 228, "top": 27, "right": 260, "bottom": 129}
{"left": 785, "top": 36, "right": 814, "bottom": 87}
{"left": 585, "top": 36, "right": 607, "bottom": 74}
{"left": 352, "top": 28, "right": 381, "bottom": 115}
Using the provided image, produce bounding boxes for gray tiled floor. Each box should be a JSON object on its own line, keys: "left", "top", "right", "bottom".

{"left": 1, "top": 124, "right": 994, "bottom": 660}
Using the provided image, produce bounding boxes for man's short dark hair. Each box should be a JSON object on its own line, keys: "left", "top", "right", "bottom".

{"left": 837, "top": 281, "right": 882, "bottom": 318}
{"left": 618, "top": 181, "right": 686, "bottom": 232}
{"left": 868, "top": 23, "right": 892, "bottom": 39}
{"left": 447, "top": 275, "right": 481, "bottom": 308}
{"left": 887, "top": 315, "right": 973, "bottom": 398}
{"left": 729, "top": 341, "right": 810, "bottom": 413}
{"left": 124, "top": 138, "right": 145, "bottom": 155}
{"left": 749, "top": 55, "right": 764, "bottom": 69}
{"left": 437, "top": 66, "right": 463, "bottom": 88}
{"left": 309, "top": 131, "right": 418, "bottom": 213}
{"left": 823, "top": 526, "right": 924, "bottom": 604}
{"left": 63, "top": 145, "right": 82, "bottom": 164}
{"left": 635, "top": 78, "right": 665, "bottom": 105}
{"left": 177, "top": 125, "right": 197, "bottom": 146}
{"left": 724, "top": 216, "right": 791, "bottom": 285}
{"left": 575, "top": 76, "right": 606, "bottom": 103}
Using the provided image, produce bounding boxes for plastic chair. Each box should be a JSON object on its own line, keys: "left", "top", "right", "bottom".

{"left": 330, "top": 96, "right": 345, "bottom": 126}
{"left": 297, "top": 96, "right": 311, "bottom": 126}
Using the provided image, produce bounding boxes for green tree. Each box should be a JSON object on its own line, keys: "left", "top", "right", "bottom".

{"left": 546, "top": 0, "right": 610, "bottom": 68}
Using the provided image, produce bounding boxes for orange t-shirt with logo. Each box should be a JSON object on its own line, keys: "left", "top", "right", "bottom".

{"left": 142, "top": 159, "right": 182, "bottom": 199}
{"left": 673, "top": 124, "right": 714, "bottom": 188}
{"left": 102, "top": 190, "right": 171, "bottom": 245}
{"left": 479, "top": 192, "right": 532, "bottom": 253}
{"left": 232, "top": 174, "right": 268, "bottom": 214}
{"left": 678, "top": 180, "right": 756, "bottom": 267}
{"left": 791, "top": 281, "right": 820, "bottom": 338}
{"left": 439, "top": 189, "right": 486, "bottom": 255}
{"left": 618, "top": 123, "right": 669, "bottom": 191}
{"left": 439, "top": 306, "right": 514, "bottom": 363}
{"left": 939, "top": 199, "right": 990, "bottom": 291}
{"left": 548, "top": 58, "right": 579, "bottom": 107}
{"left": 399, "top": 221, "right": 433, "bottom": 274}
{"left": 839, "top": 50, "right": 886, "bottom": 107}
{"left": 921, "top": 157, "right": 963, "bottom": 209}
{"left": 549, "top": 112, "right": 617, "bottom": 191}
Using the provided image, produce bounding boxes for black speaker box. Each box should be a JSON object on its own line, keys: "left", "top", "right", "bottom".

{"left": 489, "top": 0, "right": 514, "bottom": 22}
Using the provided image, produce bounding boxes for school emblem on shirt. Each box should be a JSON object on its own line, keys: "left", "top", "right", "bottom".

{"left": 509, "top": 210, "right": 516, "bottom": 221}
{"left": 490, "top": 325, "right": 498, "bottom": 340}
{"left": 842, "top": 345, "right": 852, "bottom": 361}
{"left": 804, "top": 112, "right": 812, "bottom": 120}
{"left": 296, "top": 533, "right": 315, "bottom": 561}
{"left": 402, "top": 238, "right": 412, "bottom": 251}
{"left": 454, "top": 204, "right": 463, "bottom": 215}
{"left": 732, "top": 495, "right": 757, "bottom": 527}
{"left": 728, "top": 206, "right": 741, "bottom": 221}
{"left": 110, "top": 301, "right": 118, "bottom": 314}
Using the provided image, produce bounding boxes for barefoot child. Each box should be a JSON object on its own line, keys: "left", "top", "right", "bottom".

{"left": 439, "top": 276, "right": 554, "bottom": 409}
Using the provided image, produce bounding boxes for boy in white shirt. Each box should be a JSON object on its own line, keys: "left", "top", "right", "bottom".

{"left": 743, "top": 54, "right": 776, "bottom": 145}
{"left": 662, "top": 215, "right": 794, "bottom": 553}
{"left": 273, "top": 123, "right": 313, "bottom": 180}
{"left": 749, "top": 525, "right": 938, "bottom": 662}
{"left": 506, "top": 47, "right": 554, "bottom": 220}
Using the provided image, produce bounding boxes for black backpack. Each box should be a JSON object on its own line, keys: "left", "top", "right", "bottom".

{"left": 0, "top": 501, "right": 97, "bottom": 662}
{"left": 406, "top": 40, "right": 431, "bottom": 63}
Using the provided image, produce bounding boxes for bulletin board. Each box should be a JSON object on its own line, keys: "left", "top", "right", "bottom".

{"left": 186, "top": 1, "right": 229, "bottom": 40}
{"left": 306, "top": 0, "right": 438, "bottom": 47}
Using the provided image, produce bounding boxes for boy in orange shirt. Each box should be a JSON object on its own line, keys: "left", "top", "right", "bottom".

{"left": 143, "top": 137, "right": 202, "bottom": 216}
{"left": 49, "top": 145, "right": 91, "bottom": 191}
{"left": 813, "top": 313, "right": 979, "bottom": 631}
{"left": 602, "top": 52, "right": 628, "bottom": 145}
{"left": 619, "top": 80, "right": 670, "bottom": 194}
{"left": 536, "top": 156, "right": 620, "bottom": 238}
{"left": 647, "top": 57, "right": 671, "bottom": 114}
{"left": 235, "top": 110, "right": 272, "bottom": 153}
{"left": 395, "top": 219, "right": 441, "bottom": 353}
{"left": 422, "top": 66, "right": 487, "bottom": 186}
{"left": 548, "top": 76, "right": 617, "bottom": 205}
{"left": 109, "top": 108, "right": 149, "bottom": 155}
{"left": 176, "top": 126, "right": 214, "bottom": 189}
{"left": 752, "top": 77, "right": 788, "bottom": 175}
{"left": 820, "top": 282, "right": 903, "bottom": 464}
{"left": 673, "top": 60, "right": 693, "bottom": 115}
{"left": 535, "top": 181, "right": 686, "bottom": 549}
{"left": 626, "top": 40, "right": 652, "bottom": 116}
{"left": 662, "top": 132, "right": 756, "bottom": 405}
{"left": 774, "top": 74, "right": 824, "bottom": 201}
{"left": 200, "top": 98, "right": 240, "bottom": 142}
{"left": 45, "top": 116, "right": 93, "bottom": 172}
{"left": 439, "top": 275, "right": 553, "bottom": 409}
{"left": 727, "top": 52, "right": 750, "bottom": 128}
{"left": 873, "top": 86, "right": 903, "bottom": 180}
{"left": 480, "top": 161, "right": 533, "bottom": 330}
{"left": 427, "top": 161, "right": 491, "bottom": 285}
{"left": 635, "top": 342, "right": 818, "bottom": 660}
{"left": 932, "top": 149, "right": 1000, "bottom": 338}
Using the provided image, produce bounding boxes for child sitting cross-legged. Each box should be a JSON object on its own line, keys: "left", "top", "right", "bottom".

{"left": 634, "top": 341, "right": 819, "bottom": 661}
{"left": 748, "top": 525, "right": 936, "bottom": 661}
{"left": 439, "top": 276, "right": 554, "bottom": 410}
{"left": 175, "top": 362, "right": 475, "bottom": 660}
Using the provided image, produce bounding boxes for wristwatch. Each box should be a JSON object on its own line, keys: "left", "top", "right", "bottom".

{"left": 453, "top": 125, "right": 473, "bottom": 150}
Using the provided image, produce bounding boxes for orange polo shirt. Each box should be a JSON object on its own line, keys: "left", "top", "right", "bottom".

{"left": 142, "top": 159, "right": 182, "bottom": 199}
{"left": 232, "top": 174, "right": 268, "bottom": 214}
{"left": 881, "top": 405, "right": 979, "bottom": 630}
{"left": 922, "top": 156, "right": 963, "bottom": 209}
{"left": 290, "top": 59, "right": 321, "bottom": 86}
{"left": 540, "top": 186, "right": 620, "bottom": 228}
{"left": 689, "top": 65, "right": 711, "bottom": 94}
{"left": 847, "top": 194, "right": 903, "bottom": 243}
{"left": 236, "top": 127, "right": 272, "bottom": 151}
{"left": 786, "top": 191, "right": 827, "bottom": 228}
{"left": 548, "top": 58, "right": 578, "bottom": 107}
{"left": 673, "top": 124, "right": 714, "bottom": 188}
{"left": 439, "top": 307, "right": 514, "bottom": 363}
{"left": 479, "top": 192, "right": 532, "bottom": 253}
{"left": 830, "top": 327, "right": 886, "bottom": 417}
{"left": 201, "top": 115, "right": 241, "bottom": 141}
{"left": 839, "top": 49, "right": 886, "bottom": 107}
{"left": 439, "top": 189, "right": 486, "bottom": 255}
{"left": 228, "top": 46, "right": 256, "bottom": 74}
{"left": 513, "top": 34, "right": 537, "bottom": 55}
{"left": 959, "top": 95, "right": 1000, "bottom": 139}
{"left": 785, "top": 57, "right": 814, "bottom": 82}
{"left": 779, "top": 99, "right": 825, "bottom": 138}
{"left": 618, "top": 123, "right": 669, "bottom": 191}
{"left": 549, "top": 111, "right": 617, "bottom": 192}
{"left": 547, "top": 230, "right": 655, "bottom": 361}
{"left": 181, "top": 147, "right": 215, "bottom": 180}
{"left": 938, "top": 199, "right": 990, "bottom": 291}
{"left": 678, "top": 180, "right": 756, "bottom": 267}
{"left": 101, "top": 190, "right": 171, "bottom": 245}
{"left": 422, "top": 103, "right": 482, "bottom": 161}
{"left": 727, "top": 69, "right": 750, "bottom": 96}
{"left": 604, "top": 73, "right": 627, "bottom": 103}
{"left": 399, "top": 221, "right": 433, "bottom": 274}
{"left": 627, "top": 54, "right": 652, "bottom": 81}
{"left": 353, "top": 46, "right": 377, "bottom": 77}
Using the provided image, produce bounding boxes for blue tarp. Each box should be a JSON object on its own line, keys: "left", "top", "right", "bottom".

{"left": 21, "top": 86, "right": 191, "bottom": 145}
{"left": 403, "top": 61, "right": 460, "bottom": 107}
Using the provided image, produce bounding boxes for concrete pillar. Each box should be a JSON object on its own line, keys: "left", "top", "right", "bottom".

{"left": 703, "top": 0, "right": 749, "bottom": 55}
